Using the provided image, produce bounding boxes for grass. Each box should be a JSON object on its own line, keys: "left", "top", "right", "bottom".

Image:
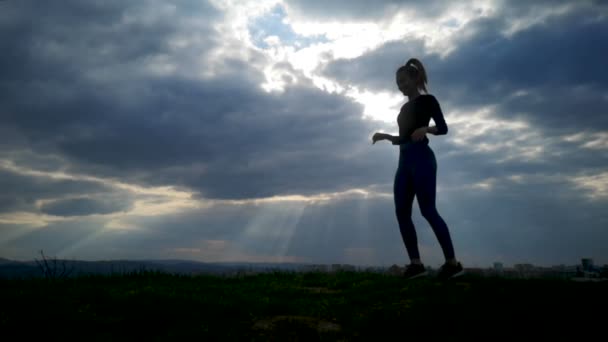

{"left": 1, "top": 270, "right": 606, "bottom": 340}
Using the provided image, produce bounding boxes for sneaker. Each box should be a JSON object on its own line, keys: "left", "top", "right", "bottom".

{"left": 437, "top": 262, "right": 465, "bottom": 280}
{"left": 403, "top": 263, "right": 428, "bottom": 279}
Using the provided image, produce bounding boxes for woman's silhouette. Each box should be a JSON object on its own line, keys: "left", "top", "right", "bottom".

{"left": 372, "top": 58, "right": 464, "bottom": 280}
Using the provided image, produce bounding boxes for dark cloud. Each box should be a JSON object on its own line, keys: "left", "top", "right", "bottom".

{"left": 284, "top": 0, "right": 606, "bottom": 23}
{"left": 284, "top": 0, "right": 449, "bottom": 21}
{"left": 0, "top": 169, "right": 117, "bottom": 213}
{"left": 0, "top": 0, "right": 395, "bottom": 201}
{"left": 39, "top": 197, "right": 132, "bottom": 217}
{"left": 0, "top": 0, "right": 220, "bottom": 82}
{"left": 7, "top": 70, "right": 390, "bottom": 200}
{"left": 0, "top": 0, "right": 222, "bottom": 149}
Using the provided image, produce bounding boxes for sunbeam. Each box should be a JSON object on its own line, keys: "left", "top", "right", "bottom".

{"left": 352, "top": 197, "right": 374, "bottom": 265}
{"left": 269, "top": 202, "right": 307, "bottom": 259}
{"left": 56, "top": 226, "right": 109, "bottom": 259}
{"left": 0, "top": 212, "right": 67, "bottom": 247}
{"left": 224, "top": 200, "right": 308, "bottom": 262}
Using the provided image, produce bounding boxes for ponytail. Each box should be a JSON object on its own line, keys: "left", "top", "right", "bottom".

{"left": 397, "top": 58, "right": 429, "bottom": 93}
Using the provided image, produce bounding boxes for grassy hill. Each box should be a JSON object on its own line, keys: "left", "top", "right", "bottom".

{"left": 1, "top": 270, "right": 605, "bottom": 340}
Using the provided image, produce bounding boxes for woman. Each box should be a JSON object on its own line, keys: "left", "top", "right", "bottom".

{"left": 372, "top": 58, "right": 464, "bottom": 280}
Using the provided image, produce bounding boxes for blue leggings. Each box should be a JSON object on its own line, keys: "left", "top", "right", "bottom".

{"left": 393, "top": 142, "right": 455, "bottom": 262}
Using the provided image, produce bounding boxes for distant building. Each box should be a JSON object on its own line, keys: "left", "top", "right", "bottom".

{"left": 363, "top": 266, "right": 384, "bottom": 273}
{"left": 464, "top": 267, "right": 485, "bottom": 276}
{"left": 331, "top": 264, "right": 356, "bottom": 272}
{"left": 600, "top": 265, "right": 608, "bottom": 278}
{"left": 340, "top": 264, "right": 356, "bottom": 272}
{"left": 301, "top": 264, "right": 329, "bottom": 273}
{"left": 386, "top": 264, "right": 403, "bottom": 276}
{"left": 514, "top": 263, "right": 534, "bottom": 272}
{"left": 581, "top": 258, "right": 594, "bottom": 271}
{"left": 513, "top": 263, "right": 537, "bottom": 278}
{"left": 493, "top": 262, "right": 504, "bottom": 273}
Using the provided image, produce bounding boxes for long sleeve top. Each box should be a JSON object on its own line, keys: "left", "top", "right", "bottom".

{"left": 392, "top": 94, "right": 448, "bottom": 145}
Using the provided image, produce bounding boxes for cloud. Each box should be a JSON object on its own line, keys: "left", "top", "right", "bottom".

{"left": 0, "top": 0, "right": 402, "bottom": 203}
{"left": 284, "top": 0, "right": 451, "bottom": 21}
{"left": 321, "top": 2, "right": 608, "bottom": 134}
{"left": 39, "top": 197, "right": 132, "bottom": 217}
{"left": 0, "top": 167, "right": 116, "bottom": 213}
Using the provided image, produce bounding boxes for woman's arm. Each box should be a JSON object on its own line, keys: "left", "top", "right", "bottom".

{"left": 372, "top": 133, "right": 403, "bottom": 144}
{"left": 428, "top": 96, "right": 448, "bottom": 135}
{"left": 427, "top": 126, "right": 443, "bottom": 135}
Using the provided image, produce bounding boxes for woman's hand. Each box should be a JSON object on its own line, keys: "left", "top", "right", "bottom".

{"left": 372, "top": 132, "right": 388, "bottom": 144}
{"left": 411, "top": 127, "right": 428, "bottom": 142}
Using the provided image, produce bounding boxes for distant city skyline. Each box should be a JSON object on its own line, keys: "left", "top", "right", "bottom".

{"left": 1, "top": 255, "right": 604, "bottom": 271}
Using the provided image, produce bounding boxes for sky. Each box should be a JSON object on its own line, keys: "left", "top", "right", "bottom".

{"left": 1, "top": 0, "right": 607, "bottom": 268}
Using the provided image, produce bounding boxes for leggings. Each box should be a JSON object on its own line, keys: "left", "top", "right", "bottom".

{"left": 393, "top": 141, "right": 455, "bottom": 262}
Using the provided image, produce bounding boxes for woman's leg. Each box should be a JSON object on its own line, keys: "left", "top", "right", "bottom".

{"left": 413, "top": 146, "right": 456, "bottom": 261}
{"left": 394, "top": 155, "right": 420, "bottom": 262}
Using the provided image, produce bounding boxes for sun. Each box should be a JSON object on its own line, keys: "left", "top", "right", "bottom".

{"left": 346, "top": 87, "right": 404, "bottom": 123}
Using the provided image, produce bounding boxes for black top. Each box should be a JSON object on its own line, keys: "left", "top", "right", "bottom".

{"left": 392, "top": 94, "right": 448, "bottom": 145}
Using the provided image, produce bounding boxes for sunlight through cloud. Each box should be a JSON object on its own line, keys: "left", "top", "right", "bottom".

{"left": 571, "top": 171, "right": 608, "bottom": 201}
{"left": 345, "top": 87, "right": 404, "bottom": 122}
{"left": 443, "top": 105, "right": 561, "bottom": 163}
{"left": 227, "top": 201, "right": 306, "bottom": 261}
